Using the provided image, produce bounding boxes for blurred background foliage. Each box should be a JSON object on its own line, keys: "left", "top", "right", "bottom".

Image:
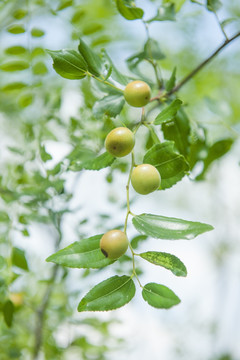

{"left": 0, "top": 0, "right": 240, "bottom": 359}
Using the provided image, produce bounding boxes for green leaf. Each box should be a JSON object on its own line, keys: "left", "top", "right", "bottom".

{"left": 0, "top": 211, "right": 10, "bottom": 222}
{"left": 1, "top": 82, "right": 27, "bottom": 93}
{"left": 78, "top": 275, "right": 136, "bottom": 312}
{"left": 47, "top": 49, "right": 87, "bottom": 80}
{"left": 101, "top": 50, "right": 129, "bottom": 85}
{"left": 32, "top": 62, "right": 48, "bottom": 75}
{"left": 131, "top": 234, "right": 148, "bottom": 249}
{"left": 93, "top": 95, "right": 125, "bottom": 118}
{"left": 57, "top": 0, "right": 73, "bottom": 11}
{"left": 78, "top": 39, "right": 103, "bottom": 77}
{"left": 147, "top": 3, "right": 175, "bottom": 23}
{"left": 206, "top": 0, "right": 222, "bottom": 12}
{"left": 0, "top": 61, "right": 29, "bottom": 72}
{"left": 3, "top": 300, "right": 14, "bottom": 327}
{"left": 140, "top": 251, "right": 187, "bottom": 276}
{"left": 165, "top": 67, "right": 176, "bottom": 92}
{"left": 13, "top": 9, "right": 28, "bottom": 19}
{"left": 46, "top": 234, "right": 114, "bottom": 269}
{"left": 162, "top": 108, "right": 191, "bottom": 157}
{"left": 31, "top": 28, "right": 45, "bottom": 37}
{"left": 69, "top": 152, "right": 115, "bottom": 172}
{"left": 18, "top": 93, "right": 33, "bottom": 107}
{"left": 12, "top": 247, "right": 29, "bottom": 271}
{"left": 132, "top": 213, "right": 214, "bottom": 240}
{"left": 5, "top": 46, "right": 27, "bottom": 56}
{"left": 142, "top": 283, "right": 180, "bottom": 309}
{"left": 143, "top": 141, "right": 189, "bottom": 189}
{"left": 144, "top": 38, "right": 165, "bottom": 61}
{"left": 40, "top": 145, "right": 52, "bottom": 162}
{"left": 115, "top": 0, "right": 144, "bottom": 20}
{"left": 7, "top": 24, "right": 25, "bottom": 34}
{"left": 196, "top": 138, "right": 234, "bottom": 180}
{"left": 154, "top": 99, "right": 182, "bottom": 125}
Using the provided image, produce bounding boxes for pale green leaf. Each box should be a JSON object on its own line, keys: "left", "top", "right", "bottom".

{"left": 147, "top": 3, "right": 175, "bottom": 22}
{"left": 142, "top": 283, "right": 180, "bottom": 309}
{"left": 5, "top": 46, "right": 27, "bottom": 56}
{"left": 93, "top": 95, "right": 125, "bottom": 118}
{"left": 69, "top": 152, "right": 115, "bottom": 171}
{"left": 0, "top": 61, "right": 29, "bottom": 72}
{"left": 7, "top": 24, "right": 25, "bottom": 34}
{"left": 78, "top": 275, "right": 136, "bottom": 312}
{"left": 31, "top": 28, "right": 45, "bottom": 37}
{"left": 132, "top": 213, "right": 214, "bottom": 240}
{"left": 165, "top": 67, "right": 176, "bottom": 92}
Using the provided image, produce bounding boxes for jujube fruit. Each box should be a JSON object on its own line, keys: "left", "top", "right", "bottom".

{"left": 131, "top": 164, "right": 161, "bottom": 195}
{"left": 105, "top": 127, "right": 135, "bottom": 157}
{"left": 100, "top": 230, "right": 129, "bottom": 259}
{"left": 124, "top": 80, "right": 151, "bottom": 107}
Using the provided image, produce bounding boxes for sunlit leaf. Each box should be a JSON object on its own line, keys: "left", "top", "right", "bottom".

{"left": 78, "top": 38, "right": 103, "bottom": 77}
{"left": 5, "top": 46, "right": 27, "bottom": 56}
{"left": 7, "top": 24, "right": 25, "bottom": 34}
{"left": 69, "top": 152, "right": 115, "bottom": 171}
{"left": 31, "top": 28, "right": 45, "bottom": 37}
{"left": 0, "top": 61, "right": 29, "bottom": 72}
{"left": 78, "top": 275, "right": 136, "bottom": 311}
{"left": 132, "top": 213, "right": 214, "bottom": 240}
{"left": 12, "top": 247, "right": 29, "bottom": 271}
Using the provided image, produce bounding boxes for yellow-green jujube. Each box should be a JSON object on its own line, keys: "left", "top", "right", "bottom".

{"left": 124, "top": 80, "right": 151, "bottom": 107}
{"left": 131, "top": 164, "right": 161, "bottom": 195}
{"left": 100, "top": 230, "right": 129, "bottom": 259}
{"left": 105, "top": 127, "right": 135, "bottom": 157}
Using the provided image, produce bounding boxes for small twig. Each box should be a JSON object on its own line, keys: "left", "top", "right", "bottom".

{"left": 168, "top": 31, "right": 240, "bottom": 95}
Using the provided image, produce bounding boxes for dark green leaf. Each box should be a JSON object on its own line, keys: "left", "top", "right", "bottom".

{"left": 115, "top": 0, "right": 144, "bottom": 20}
{"left": 12, "top": 247, "right": 29, "bottom": 271}
{"left": 132, "top": 213, "right": 214, "bottom": 240}
{"left": 0, "top": 61, "right": 29, "bottom": 72}
{"left": 142, "top": 283, "right": 180, "bottom": 309}
{"left": 140, "top": 251, "right": 187, "bottom": 276}
{"left": 46, "top": 234, "right": 114, "bottom": 268}
{"left": 206, "top": 0, "right": 222, "bottom": 12}
{"left": 143, "top": 142, "right": 189, "bottom": 189}
{"left": 47, "top": 49, "right": 87, "bottom": 80}
{"left": 78, "top": 275, "right": 136, "bottom": 312}
{"left": 154, "top": 99, "right": 182, "bottom": 125}
{"left": 31, "top": 28, "right": 45, "bottom": 37}
{"left": 162, "top": 108, "right": 191, "bottom": 157}
{"left": 165, "top": 67, "right": 176, "bottom": 92}
{"left": 78, "top": 39, "right": 103, "bottom": 77}
{"left": 147, "top": 3, "right": 175, "bottom": 23}
{"left": 7, "top": 24, "right": 25, "bottom": 34}
{"left": 93, "top": 95, "right": 125, "bottom": 118}
{"left": 69, "top": 152, "right": 115, "bottom": 171}
{"left": 3, "top": 300, "right": 14, "bottom": 327}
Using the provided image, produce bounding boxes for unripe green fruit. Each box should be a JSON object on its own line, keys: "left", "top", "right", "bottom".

{"left": 105, "top": 127, "right": 135, "bottom": 157}
{"left": 131, "top": 164, "right": 161, "bottom": 195}
{"left": 100, "top": 230, "right": 128, "bottom": 260}
{"left": 124, "top": 80, "right": 151, "bottom": 107}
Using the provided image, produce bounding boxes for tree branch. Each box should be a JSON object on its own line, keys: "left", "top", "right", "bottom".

{"left": 168, "top": 31, "right": 240, "bottom": 95}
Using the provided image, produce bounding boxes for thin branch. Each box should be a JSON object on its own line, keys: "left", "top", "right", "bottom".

{"left": 168, "top": 31, "right": 240, "bottom": 95}
{"left": 32, "top": 265, "right": 58, "bottom": 360}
